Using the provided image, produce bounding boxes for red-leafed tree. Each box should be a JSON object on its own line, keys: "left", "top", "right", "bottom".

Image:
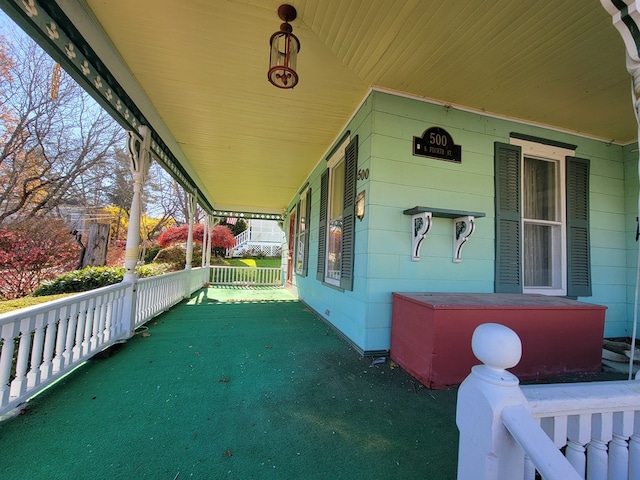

{"left": 157, "top": 223, "right": 235, "bottom": 249}
{"left": 0, "top": 218, "right": 80, "bottom": 299}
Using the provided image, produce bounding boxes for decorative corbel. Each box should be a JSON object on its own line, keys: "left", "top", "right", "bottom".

{"left": 411, "top": 212, "right": 432, "bottom": 261}
{"left": 453, "top": 216, "right": 476, "bottom": 263}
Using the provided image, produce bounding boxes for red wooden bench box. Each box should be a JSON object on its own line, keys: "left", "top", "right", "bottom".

{"left": 390, "top": 293, "right": 607, "bottom": 389}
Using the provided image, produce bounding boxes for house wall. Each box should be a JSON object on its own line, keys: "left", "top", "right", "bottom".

{"left": 289, "top": 90, "right": 631, "bottom": 354}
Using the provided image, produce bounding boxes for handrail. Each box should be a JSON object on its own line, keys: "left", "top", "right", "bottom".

{"left": 0, "top": 282, "right": 130, "bottom": 417}
{"left": 0, "top": 268, "right": 207, "bottom": 418}
{"left": 210, "top": 265, "right": 282, "bottom": 286}
{"left": 501, "top": 405, "right": 582, "bottom": 480}
{"left": 457, "top": 323, "right": 640, "bottom": 480}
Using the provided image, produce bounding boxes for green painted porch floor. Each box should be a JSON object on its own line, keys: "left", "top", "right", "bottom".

{"left": 0, "top": 287, "right": 459, "bottom": 480}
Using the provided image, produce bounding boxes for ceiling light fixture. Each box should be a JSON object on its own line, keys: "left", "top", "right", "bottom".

{"left": 268, "top": 4, "right": 300, "bottom": 89}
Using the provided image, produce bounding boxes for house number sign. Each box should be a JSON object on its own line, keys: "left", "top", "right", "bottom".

{"left": 413, "top": 127, "right": 462, "bottom": 163}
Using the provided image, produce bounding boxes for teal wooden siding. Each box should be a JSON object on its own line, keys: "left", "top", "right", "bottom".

{"left": 288, "top": 89, "right": 630, "bottom": 353}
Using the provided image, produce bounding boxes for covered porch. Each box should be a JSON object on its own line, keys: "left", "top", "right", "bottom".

{"left": 0, "top": 287, "right": 459, "bottom": 480}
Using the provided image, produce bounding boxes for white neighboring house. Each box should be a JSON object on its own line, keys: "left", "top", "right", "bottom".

{"left": 227, "top": 219, "right": 284, "bottom": 258}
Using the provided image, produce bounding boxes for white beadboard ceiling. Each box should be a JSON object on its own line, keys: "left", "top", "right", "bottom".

{"left": 79, "top": 0, "right": 633, "bottom": 215}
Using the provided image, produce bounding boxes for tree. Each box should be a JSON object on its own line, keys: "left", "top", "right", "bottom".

{"left": 220, "top": 218, "right": 247, "bottom": 237}
{"left": 0, "top": 28, "right": 124, "bottom": 225}
{"left": 0, "top": 218, "right": 80, "bottom": 299}
{"left": 157, "top": 224, "right": 235, "bottom": 250}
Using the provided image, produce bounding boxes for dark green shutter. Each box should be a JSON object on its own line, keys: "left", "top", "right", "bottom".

{"left": 302, "top": 188, "right": 311, "bottom": 276}
{"left": 317, "top": 170, "right": 329, "bottom": 281}
{"left": 494, "top": 142, "right": 523, "bottom": 293}
{"left": 294, "top": 199, "right": 301, "bottom": 274}
{"left": 340, "top": 136, "right": 358, "bottom": 291}
{"left": 566, "top": 156, "right": 591, "bottom": 297}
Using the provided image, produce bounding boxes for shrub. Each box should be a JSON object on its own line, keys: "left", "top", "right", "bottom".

{"left": 33, "top": 264, "right": 171, "bottom": 296}
{"left": 143, "top": 245, "right": 162, "bottom": 264}
{"left": 153, "top": 244, "right": 203, "bottom": 270}
{"left": 0, "top": 218, "right": 81, "bottom": 299}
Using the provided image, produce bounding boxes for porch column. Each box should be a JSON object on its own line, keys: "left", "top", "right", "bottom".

{"left": 121, "top": 125, "right": 152, "bottom": 337}
{"left": 601, "top": 1, "right": 640, "bottom": 378}
{"left": 205, "top": 214, "right": 214, "bottom": 267}
{"left": 201, "top": 215, "right": 208, "bottom": 267}
{"left": 185, "top": 192, "right": 197, "bottom": 270}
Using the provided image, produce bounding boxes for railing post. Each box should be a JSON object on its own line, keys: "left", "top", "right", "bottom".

{"left": 456, "top": 323, "right": 527, "bottom": 480}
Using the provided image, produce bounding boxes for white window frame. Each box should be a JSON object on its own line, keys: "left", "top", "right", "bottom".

{"left": 324, "top": 137, "right": 349, "bottom": 286}
{"left": 510, "top": 138, "right": 574, "bottom": 296}
{"left": 295, "top": 187, "right": 308, "bottom": 275}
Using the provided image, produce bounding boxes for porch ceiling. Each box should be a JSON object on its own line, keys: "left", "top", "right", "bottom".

{"left": 66, "top": 1, "right": 635, "bottom": 213}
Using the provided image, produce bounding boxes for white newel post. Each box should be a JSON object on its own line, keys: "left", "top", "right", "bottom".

{"left": 456, "top": 323, "right": 527, "bottom": 480}
{"left": 121, "top": 126, "right": 152, "bottom": 338}
{"left": 185, "top": 192, "right": 196, "bottom": 271}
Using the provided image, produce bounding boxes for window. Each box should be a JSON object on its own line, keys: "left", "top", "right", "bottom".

{"left": 295, "top": 187, "right": 311, "bottom": 276}
{"left": 495, "top": 137, "right": 591, "bottom": 297}
{"left": 317, "top": 135, "right": 358, "bottom": 290}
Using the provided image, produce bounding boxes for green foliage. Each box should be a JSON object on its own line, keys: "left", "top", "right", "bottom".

{"left": 230, "top": 218, "right": 248, "bottom": 236}
{"left": 153, "top": 244, "right": 203, "bottom": 270}
{"left": 32, "top": 264, "right": 170, "bottom": 296}
{"left": 143, "top": 245, "right": 162, "bottom": 264}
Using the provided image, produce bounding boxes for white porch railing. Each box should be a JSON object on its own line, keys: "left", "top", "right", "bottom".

{"left": 0, "top": 267, "right": 207, "bottom": 418}
{"left": 210, "top": 265, "right": 282, "bottom": 286}
{"left": 135, "top": 267, "right": 206, "bottom": 328}
{"left": 457, "top": 323, "right": 640, "bottom": 480}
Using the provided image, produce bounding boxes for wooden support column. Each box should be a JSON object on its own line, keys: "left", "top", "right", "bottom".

{"left": 121, "top": 125, "right": 152, "bottom": 337}
{"left": 185, "top": 192, "right": 197, "bottom": 270}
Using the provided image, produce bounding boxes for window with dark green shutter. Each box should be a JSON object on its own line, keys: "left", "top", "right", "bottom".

{"left": 494, "top": 138, "right": 591, "bottom": 297}
{"left": 316, "top": 135, "right": 358, "bottom": 290}
{"left": 295, "top": 187, "right": 311, "bottom": 277}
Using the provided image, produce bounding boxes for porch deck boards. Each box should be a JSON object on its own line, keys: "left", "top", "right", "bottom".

{"left": 0, "top": 288, "right": 459, "bottom": 480}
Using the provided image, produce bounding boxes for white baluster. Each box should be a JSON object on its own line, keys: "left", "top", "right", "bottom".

{"left": 26, "top": 314, "right": 45, "bottom": 388}
{"left": 104, "top": 297, "right": 114, "bottom": 343}
{"left": 541, "top": 415, "right": 569, "bottom": 448}
{"left": 83, "top": 297, "right": 96, "bottom": 355}
{"left": 40, "top": 310, "right": 57, "bottom": 380}
{"left": 73, "top": 301, "right": 86, "bottom": 361}
{"left": 629, "top": 411, "right": 640, "bottom": 479}
{"left": 588, "top": 412, "right": 613, "bottom": 480}
{"left": 567, "top": 414, "right": 591, "bottom": 477}
{"left": 53, "top": 305, "right": 68, "bottom": 373}
{"left": 10, "top": 318, "right": 33, "bottom": 397}
{"left": 609, "top": 410, "right": 632, "bottom": 480}
{"left": 64, "top": 302, "right": 79, "bottom": 364}
{"left": 0, "top": 323, "right": 19, "bottom": 406}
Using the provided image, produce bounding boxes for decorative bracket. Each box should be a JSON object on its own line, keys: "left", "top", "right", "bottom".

{"left": 403, "top": 207, "right": 485, "bottom": 262}
{"left": 411, "top": 212, "right": 432, "bottom": 261}
{"left": 453, "top": 216, "right": 475, "bottom": 263}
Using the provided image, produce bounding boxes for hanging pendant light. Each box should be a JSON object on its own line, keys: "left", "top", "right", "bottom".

{"left": 268, "top": 4, "right": 300, "bottom": 89}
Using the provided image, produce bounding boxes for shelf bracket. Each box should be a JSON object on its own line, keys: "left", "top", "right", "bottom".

{"left": 411, "top": 212, "right": 432, "bottom": 261}
{"left": 453, "top": 216, "right": 475, "bottom": 263}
